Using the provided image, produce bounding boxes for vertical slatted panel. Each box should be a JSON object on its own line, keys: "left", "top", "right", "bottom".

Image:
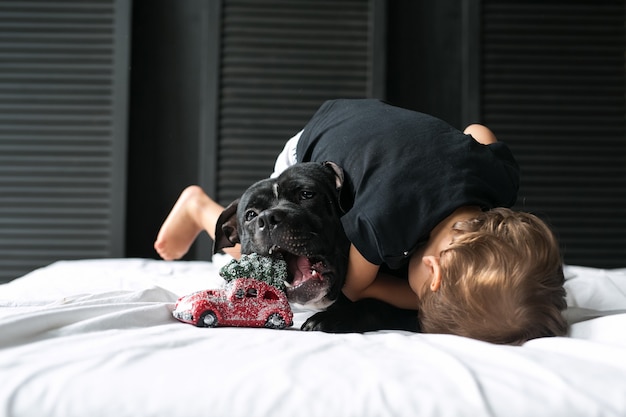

{"left": 216, "top": 0, "right": 379, "bottom": 204}
{"left": 482, "top": 0, "right": 626, "bottom": 267}
{"left": 0, "top": 0, "right": 129, "bottom": 282}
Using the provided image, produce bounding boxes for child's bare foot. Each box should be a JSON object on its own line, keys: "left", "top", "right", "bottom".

{"left": 154, "top": 186, "right": 206, "bottom": 260}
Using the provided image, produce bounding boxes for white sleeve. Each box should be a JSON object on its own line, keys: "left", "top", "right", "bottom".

{"left": 271, "top": 130, "right": 302, "bottom": 178}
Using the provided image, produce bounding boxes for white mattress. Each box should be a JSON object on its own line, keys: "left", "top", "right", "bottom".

{"left": 1, "top": 256, "right": 625, "bottom": 417}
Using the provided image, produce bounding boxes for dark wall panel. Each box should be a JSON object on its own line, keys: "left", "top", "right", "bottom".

{"left": 0, "top": 0, "right": 130, "bottom": 282}
{"left": 482, "top": 0, "right": 626, "bottom": 267}
{"left": 216, "top": 0, "right": 385, "bottom": 204}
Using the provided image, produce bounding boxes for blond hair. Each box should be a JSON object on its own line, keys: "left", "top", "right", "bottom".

{"left": 418, "top": 208, "right": 568, "bottom": 345}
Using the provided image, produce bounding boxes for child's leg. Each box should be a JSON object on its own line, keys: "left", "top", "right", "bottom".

{"left": 463, "top": 124, "right": 498, "bottom": 145}
{"left": 154, "top": 186, "right": 240, "bottom": 260}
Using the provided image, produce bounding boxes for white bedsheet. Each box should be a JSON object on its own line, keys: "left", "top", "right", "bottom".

{"left": 0, "top": 257, "right": 625, "bottom": 417}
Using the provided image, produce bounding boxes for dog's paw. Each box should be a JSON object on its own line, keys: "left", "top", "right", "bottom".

{"left": 301, "top": 311, "right": 354, "bottom": 333}
{"left": 301, "top": 298, "right": 420, "bottom": 333}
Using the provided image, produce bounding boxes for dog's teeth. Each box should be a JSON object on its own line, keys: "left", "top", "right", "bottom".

{"left": 311, "top": 270, "right": 318, "bottom": 276}
{"left": 268, "top": 245, "right": 280, "bottom": 255}
{"left": 283, "top": 281, "right": 293, "bottom": 288}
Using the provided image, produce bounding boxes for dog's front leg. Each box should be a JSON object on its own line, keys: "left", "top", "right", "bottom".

{"left": 301, "top": 295, "right": 420, "bottom": 333}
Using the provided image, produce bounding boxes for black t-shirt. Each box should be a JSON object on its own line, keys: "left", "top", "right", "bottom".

{"left": 296, "top": 99, "right": 520, "bottom": 269}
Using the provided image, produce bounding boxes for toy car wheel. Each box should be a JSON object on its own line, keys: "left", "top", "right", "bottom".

{"left": 198, "top": 311, "right": 218, "bottom": 327}
{"left": 265, "top": 313, "right": 287, "bottom": 329}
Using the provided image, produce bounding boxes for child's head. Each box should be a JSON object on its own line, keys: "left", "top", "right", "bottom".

{"left": 417, "top": 208, "right": 568, "bottom": 345}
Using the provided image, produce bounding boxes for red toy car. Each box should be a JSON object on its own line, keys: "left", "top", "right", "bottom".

{"left": 173, "top": 278, "right": 293, "bottom": 329}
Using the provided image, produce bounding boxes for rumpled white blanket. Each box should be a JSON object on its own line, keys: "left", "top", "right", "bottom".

{"left": 0, "top": 257, "right": 625, "bottom": 417}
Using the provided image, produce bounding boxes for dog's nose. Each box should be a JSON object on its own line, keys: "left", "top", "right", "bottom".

{"left": 257, "top": 209, "right": 284, "bottom": 230}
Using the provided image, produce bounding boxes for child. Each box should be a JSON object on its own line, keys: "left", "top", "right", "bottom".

{"left": 155, "top": 99, "right": 568, "bottom": 344}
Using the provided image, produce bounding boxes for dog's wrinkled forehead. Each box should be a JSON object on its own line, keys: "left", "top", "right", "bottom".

{"left": 279, "top": 163, "right": 335, "bottom": 189}
{"left": 238, "top": 177, "right": 276, "bottom": 214}
{"left": 238, "top": 162, "right": 337, "bottom": 213}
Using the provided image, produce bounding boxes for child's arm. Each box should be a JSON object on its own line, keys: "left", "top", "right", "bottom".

{"left": 342, "top": 244, "right": 419, "bottom": 310}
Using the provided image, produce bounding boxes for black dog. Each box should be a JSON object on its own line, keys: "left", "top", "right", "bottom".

{"left": 214, "top": 162, "right": 419, "bottom": 333}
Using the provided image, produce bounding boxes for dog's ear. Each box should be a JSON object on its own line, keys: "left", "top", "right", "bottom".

{"left": 322, "top": 161, "right": 344, "bottom": 191}
{"left": 213, "top": 199, "right": 240, "bottom": 254}
{"left": 322, "top": 161, "right": 350, "bottom": 213}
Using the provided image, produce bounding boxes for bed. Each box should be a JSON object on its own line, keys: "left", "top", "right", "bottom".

{"left": 1, "top": 256, "right": 625, "bottom": 417}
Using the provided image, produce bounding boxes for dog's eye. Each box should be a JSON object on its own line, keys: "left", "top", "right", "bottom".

{"left": 300, "top": 190, "right": 316, "bottom": 200}
{"left": 244, "top": 210, "right": 257, "bottom": 221}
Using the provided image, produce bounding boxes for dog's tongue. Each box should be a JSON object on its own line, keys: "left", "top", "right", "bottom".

{"left": 289, "top": 256, "right": 311, "bottom": 285}
{"left": 283, "top": 254, "right": 332, "bottom": 306}
{"left": 287, "top": 255, "right": 321, "bottom": 286}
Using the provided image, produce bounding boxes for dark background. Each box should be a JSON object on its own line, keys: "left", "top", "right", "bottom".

{"left": 2, "top": 0, "right": 623, "bottom": 284}
{"left": 126, "top": 0, "right": 626, "bottom": 266}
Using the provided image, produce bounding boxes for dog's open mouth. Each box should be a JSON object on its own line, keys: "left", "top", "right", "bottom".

{"left": 269, "top": 245, "right": 333, "bottom": 307}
